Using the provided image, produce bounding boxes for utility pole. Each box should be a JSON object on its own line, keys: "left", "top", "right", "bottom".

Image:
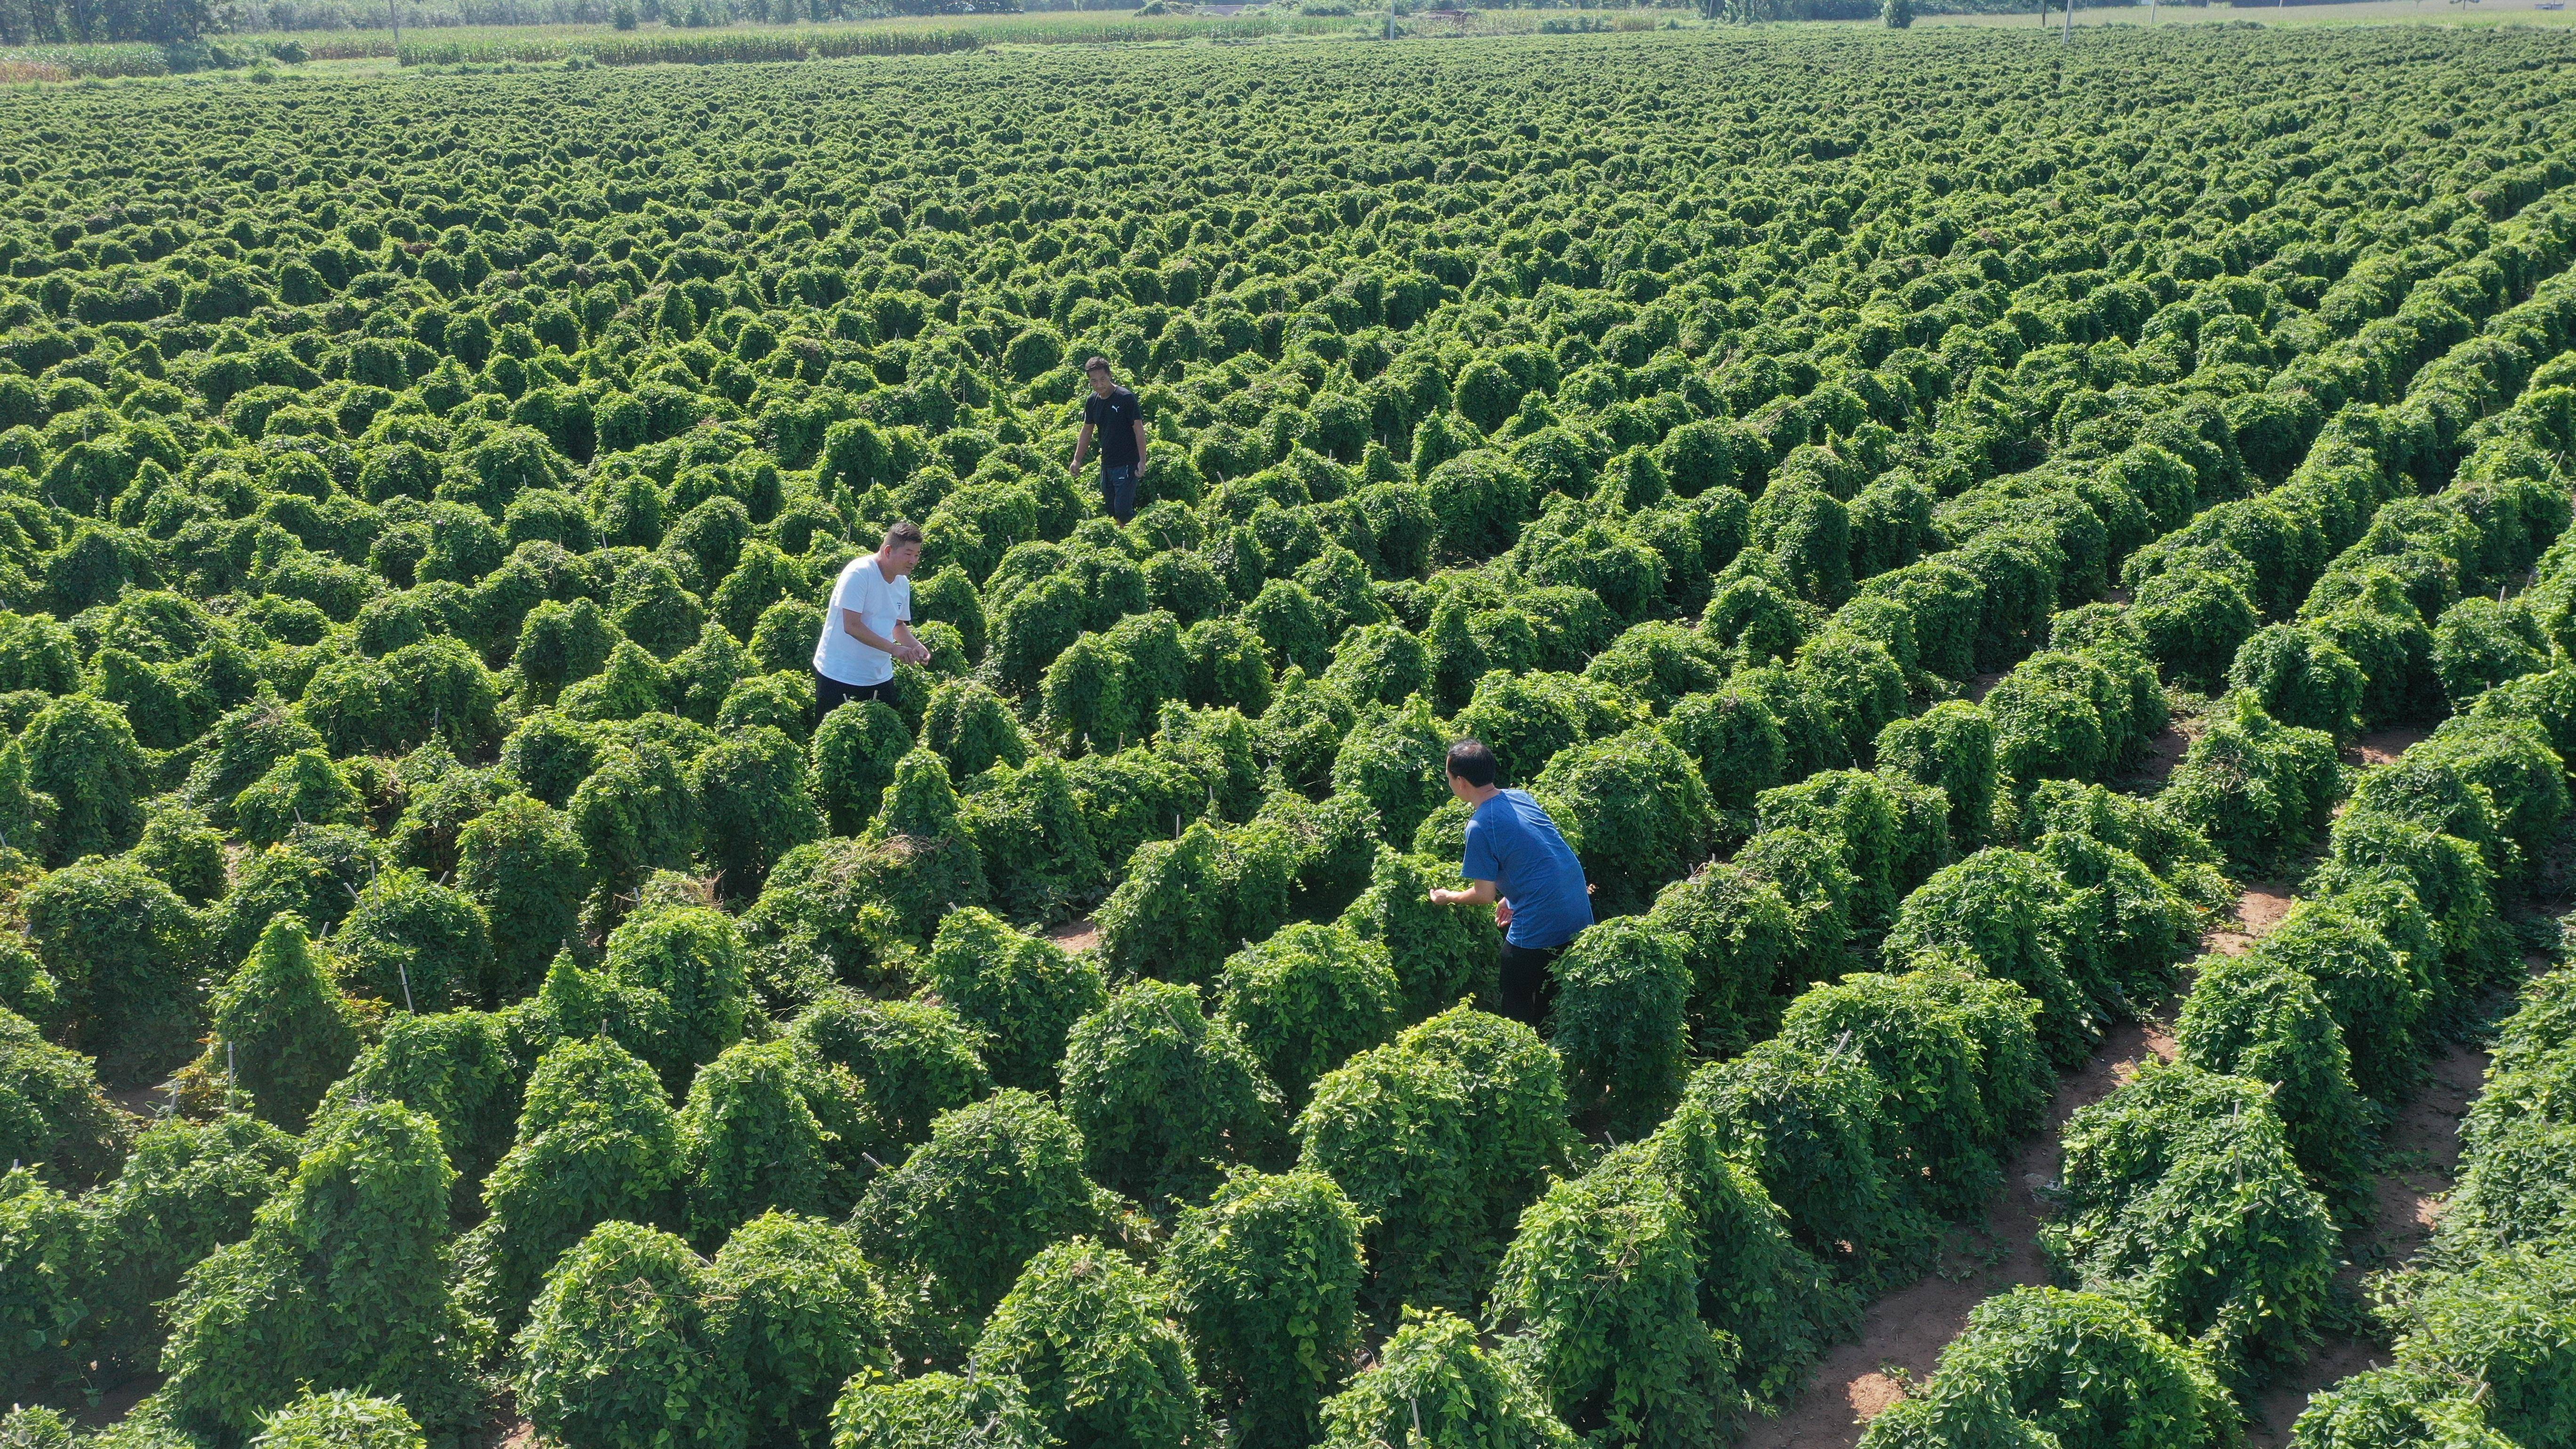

{"left": 391, "top": 0, "right": 401, "bottom": 56}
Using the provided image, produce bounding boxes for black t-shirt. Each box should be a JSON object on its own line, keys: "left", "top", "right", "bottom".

{"left": 1084, "top": 386, "right": 1144, "bottom": 467}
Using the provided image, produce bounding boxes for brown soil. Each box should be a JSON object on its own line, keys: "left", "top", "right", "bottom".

{"left": 2201, "top": 881, "right": 2297, "bottom": 958}
{"left": 2229, "top": 716, "right": 2478, "bottom": 1440}
{"left": 2248, "top": 1341, "right": 2381, "bottom": 1442}
{"left": 1739, "top": 886, "right": 2288, "bottom": 1447}
{"left": 2343, "top": 724, "right": 2432, "bottom": 768}
{"left": 1046, "top": 916, "right": 1101, "bottom": 953}
{"left": 2240, "top": 1040, "right": 2488, "bottom": 1442}
{"left": 1736, "top": 1018, "right": 2183, "bottom": 1447}
{"left": 2129, "top": 724, "right": 2191, "bottom": 789}
{"left": 107, "top": 1081, "right": 174, "bottom": 1122}
{"left": 71, "top": 1372, "right": 161, "bottom": 1430}
{"left": 1964, "top": 672, "right": 2006, "bottom": 704}
{"left": 2242, "top": 980, "right": 2512, "bottom": 1444}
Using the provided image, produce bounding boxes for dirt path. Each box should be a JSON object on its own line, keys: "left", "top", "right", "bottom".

{"left": 2241, "top": 1031, "right": 2488, "bottom": 1445}
{"left": 2202, "top": 880, "right": 2296, "bottom": 958}
{"left": 107, "top": 1081, "right": 175, "bottom": 1122}
{"left": 2343, "top": 724, "right": 2432, "bottom": 769}
{"left": 2226, "top": 720, "right": 2516, "bottom": 1441}
{"left": 2128, "top": 724, "right": 2191, "bottom": 789}
{"left": 1737, "top": 888, "right": 2287, "bottom": 1447}
{"left": 1735, "top": 1019, "right": 2180, "bottom": 1448}
{"left": 70, "top": 1373, "right": 161, "bottom": 1431}
{"left": 2238, "top": 945, "right": 2560, "bottom": 1444}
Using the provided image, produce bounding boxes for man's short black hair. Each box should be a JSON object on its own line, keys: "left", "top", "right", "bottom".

{"left": 1083, "top": 355, "right": 1112, "bottom": 374}
{"left": 1446, "top": 739, "right": 1497, "bottom": 788}
{"left": 884, "top": 520, "right": 924, "bottom": 549}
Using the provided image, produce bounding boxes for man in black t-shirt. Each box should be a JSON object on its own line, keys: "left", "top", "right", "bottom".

{"left": 1069, "top": 355, "right": 1149, "bottom": 525}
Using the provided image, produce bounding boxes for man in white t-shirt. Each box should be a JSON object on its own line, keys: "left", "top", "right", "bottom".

{"left": 813, "top": 520, "right": 930, "bottom": 714}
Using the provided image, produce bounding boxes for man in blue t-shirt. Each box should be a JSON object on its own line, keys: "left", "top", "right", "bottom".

{"left": 1429, "top": 738, "right": 1593, "bottom": 1028}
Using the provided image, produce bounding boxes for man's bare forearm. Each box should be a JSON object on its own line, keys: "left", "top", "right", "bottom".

{"left": 843, "top": 610, "right": 903, "bottom": 656}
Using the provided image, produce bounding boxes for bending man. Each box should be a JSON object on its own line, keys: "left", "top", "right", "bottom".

{"left": 1429, "top": 738, "right": 1592, "bottom": 1029}
{"left": 812, "top": 519, "right": 929, "bottom": 714}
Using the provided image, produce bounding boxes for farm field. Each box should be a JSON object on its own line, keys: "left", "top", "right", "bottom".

{"left": 6, "top": 20, "right": 2576, "bottom": 1449}
{"left": 367, "top": 10, "right": 1380, "bottom": 66}
{"left": 213, "top": 1, "right": 2576, "bottom": 70}
{"left": 1911, "top": 0, "right": 2576, "bottom": 25}
{"left": 0, "top": 9, "right": 1393, "bottom": 83}
{"left": 14, "top": 3, "right": 2576, "bottom": 85}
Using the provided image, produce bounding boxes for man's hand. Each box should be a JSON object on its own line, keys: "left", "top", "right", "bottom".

{"left": 1431, "top": 881, "right": 1498, "bottom": 910}
{"left": 1494, "top": 899, "right": 1514, "bottom": 930}
{"left": 1066, "top": 458, "right": 1082, "bottom": 476}
{"left": 899, "top": 640, "right": 932, "bottom": 665}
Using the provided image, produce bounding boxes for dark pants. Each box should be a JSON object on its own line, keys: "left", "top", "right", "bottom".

{"left": 1101, "top": 461, "right": 1139, "bottom": 524}
{"left": 814, "top": 668, "right": 899, "bottom": 716}
{"left": 1498, "top": 939, "right": 1563, "bottom": 1030}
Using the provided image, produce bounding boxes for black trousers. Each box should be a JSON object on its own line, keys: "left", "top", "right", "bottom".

{"left": 813, "top": 668, "right": 899, "bottom": 716}
{"left": 1100, "top": 461, "right": 1140, "bottom": 524}
{"left": 1497, "top": 940, "right": 1563, "bottom": 1030}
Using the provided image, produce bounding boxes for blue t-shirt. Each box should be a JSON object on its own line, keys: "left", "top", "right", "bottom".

{"left": 1460, "top": 789, "right": 1592, "bottom": 950}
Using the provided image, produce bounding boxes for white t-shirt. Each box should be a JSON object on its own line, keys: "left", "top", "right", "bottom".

{"left": 813, "top": 554, "right": 911, "bottom": 686}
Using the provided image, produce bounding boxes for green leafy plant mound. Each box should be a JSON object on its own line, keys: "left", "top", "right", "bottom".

{"left": 973, "top": 1238, "right": 1213, "bottom": 1449}
{"left": 677, "top": 1036, "right": 867, "bottom": 1240}
{"left": 463, "top": 1032, "right": 683, "bottom": 1332}
{"left": 1060, "top": 976, "right": 1281, "bottom": 1203}
{"left": 852, "top": 1088, "right": 1109, "bottom": 1367}
{"left": 1165, "top": 1168, "right": 1367, "bottom": 1449}
{"left": 1546, "top": 917, "right": 1694, "bottom": 1140}
{"left": 158, "top": 1102, "right": 485, "bottom": 1439}
{"left": 1217, "top": 920, "right": 1400, "bottom": 1112}
{"left": 710, "top": 1211, "right": 895, "bottom": 1449}
{"left": 515, "top": 1220, "right": 745, "bottom": 1449}
{"left": 829, "top": 1371, "right": 1045, "bottom": 1449}
{"left": 1777, "top": 966, "right": 2049, "bottom": 1221}
{"left": 2162, "top": 693, "right": 2343, "bottom": 871}
{"left": 1297, "top": 1005, "right": 1578, "bottom": 1324}
{"left": 247, "top": 1390, "right": 428, "bottom": 1449}
{"left": 1856, "top": 1288, "right": 2233, "bottom": 1449}
{"left": 2040, "top": 1063, "right": 2337, "bottom": 1382}
{"left": 917, "top": 907, "right": 1105, "bottom": 1093}
{"left": 0, "top": 1006, "right": 130, "bottom": 1191}
{"left": 2174, "top": 952, "right": 2377, "bottom": 1224}
{"left": 201, "top": 918, "right": 361, "bottom": 1132}
{"left": 1318, "top": 1308, "right": 1577, "bottom": 1449}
